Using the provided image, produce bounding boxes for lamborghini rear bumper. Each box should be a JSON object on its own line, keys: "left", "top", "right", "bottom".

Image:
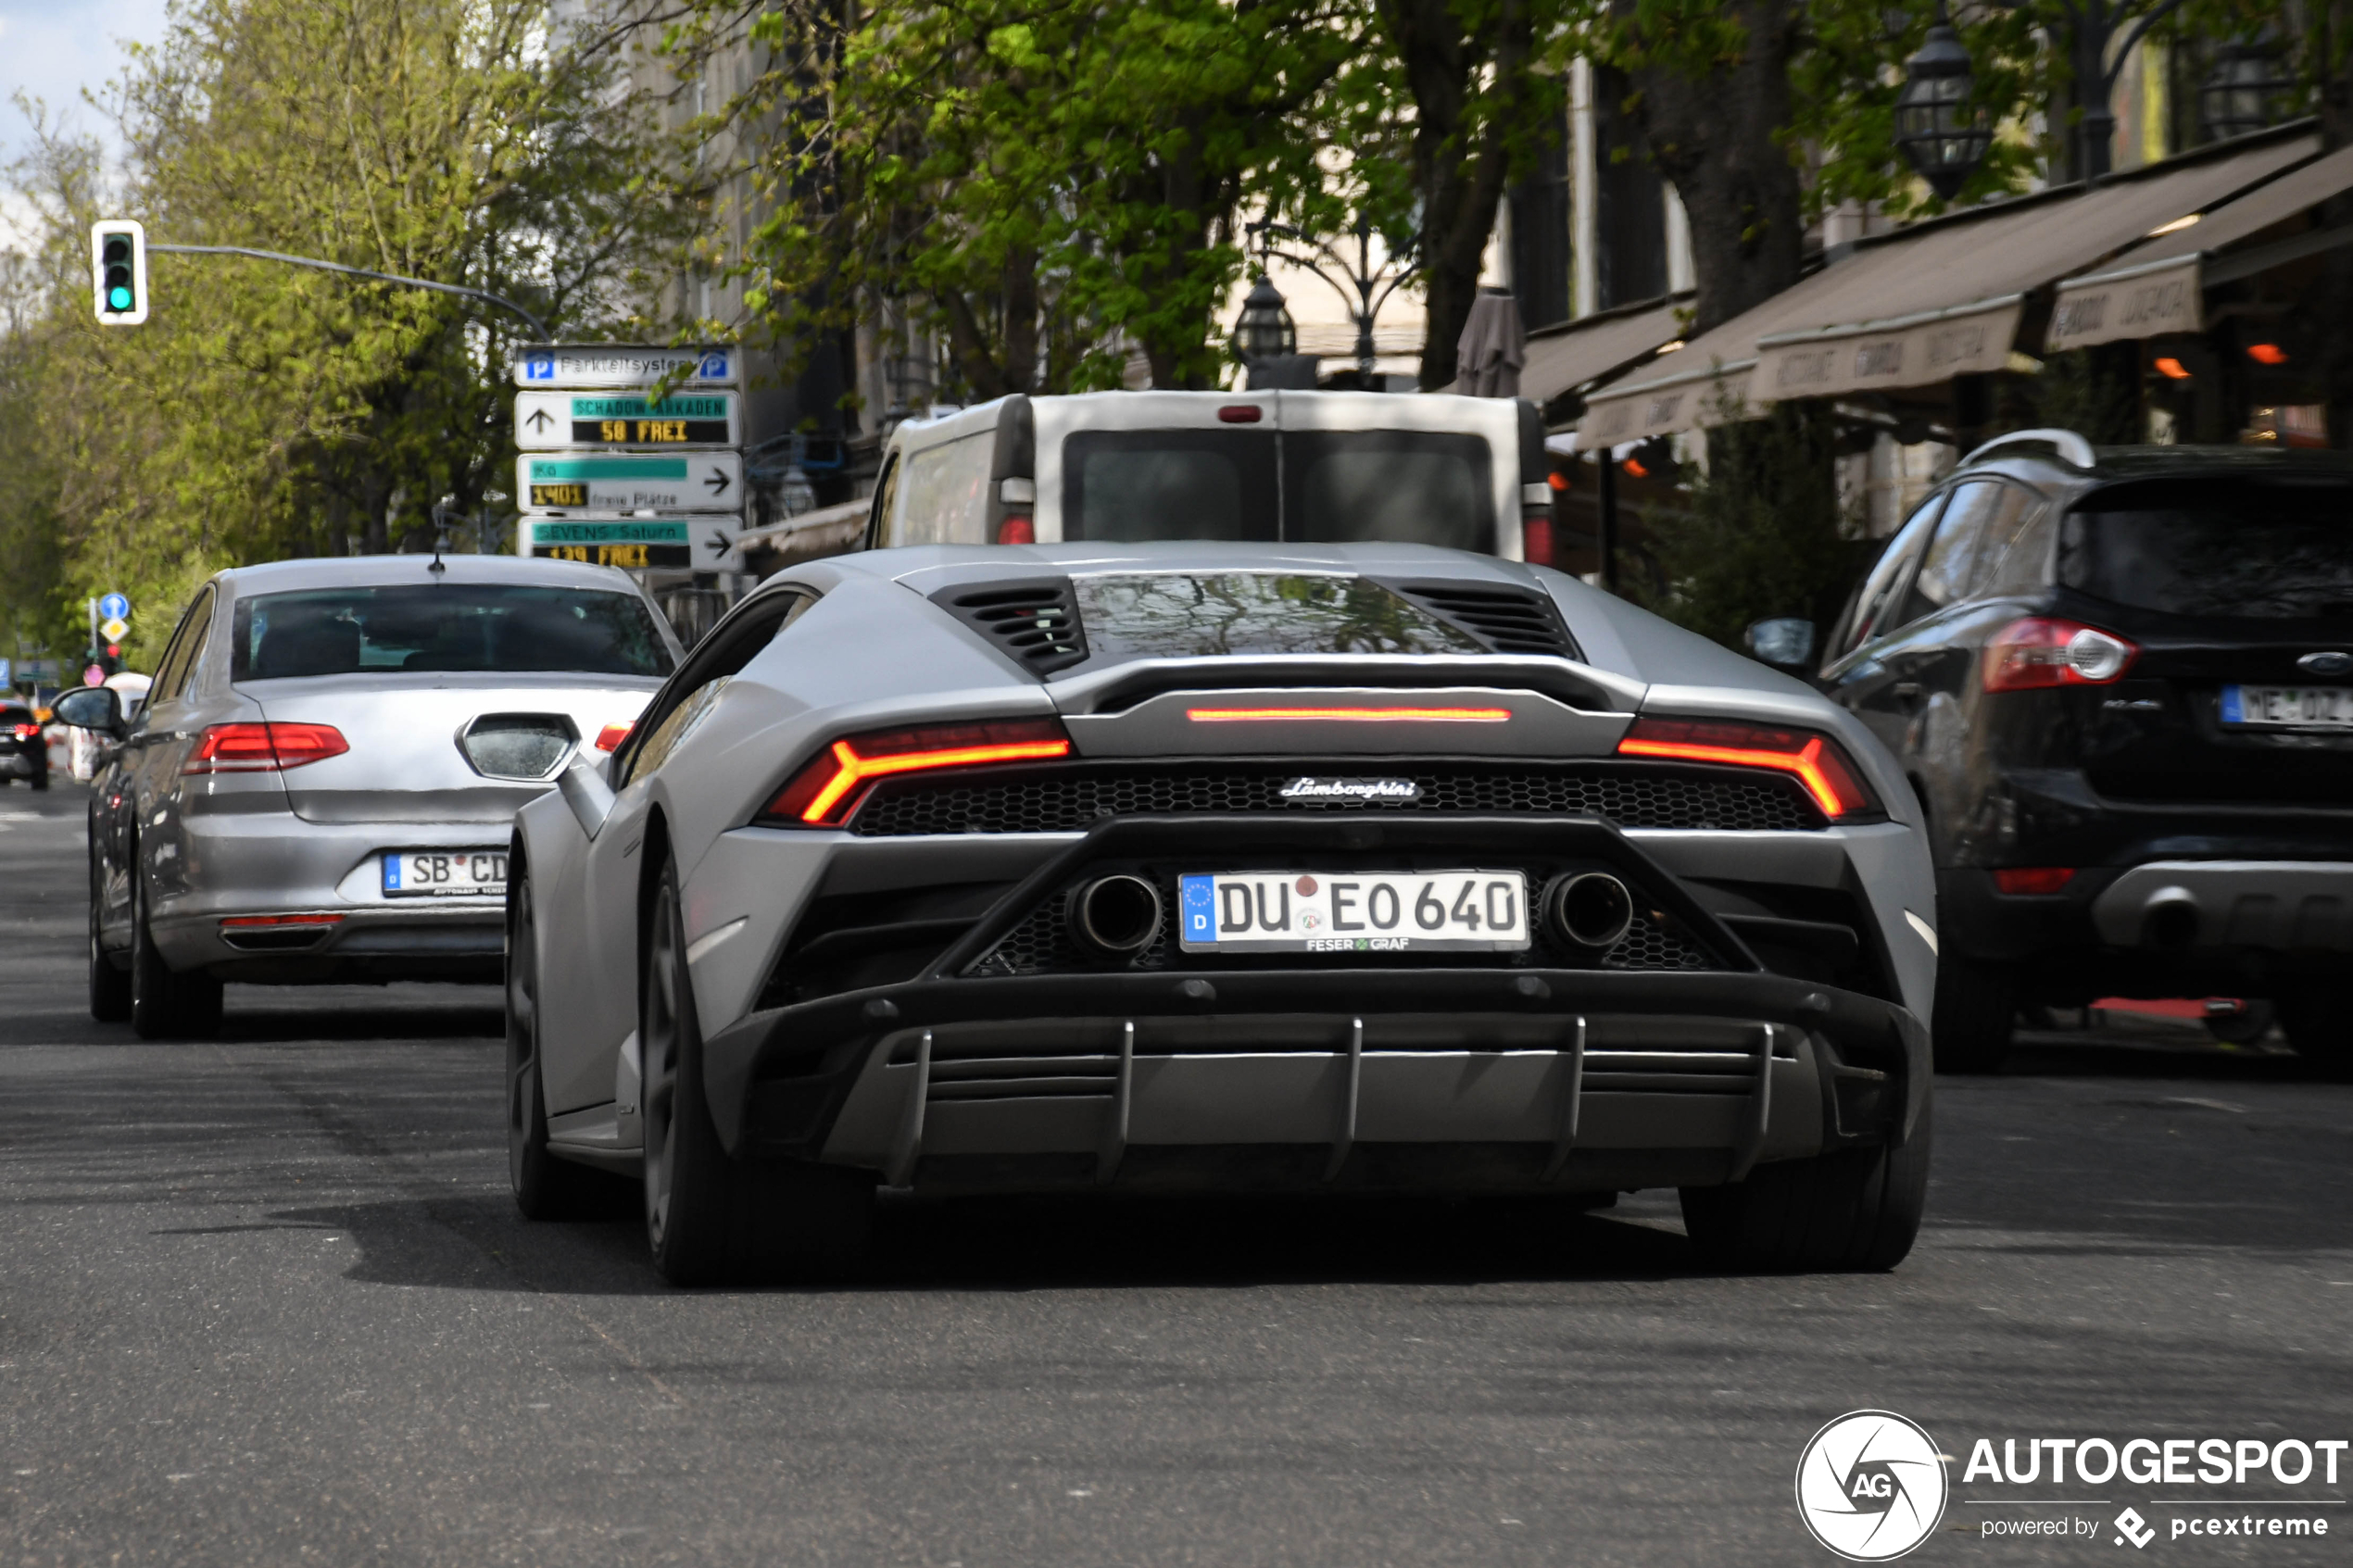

{"left": 699, "top": 966, "right": 1927, "bottom": 1197}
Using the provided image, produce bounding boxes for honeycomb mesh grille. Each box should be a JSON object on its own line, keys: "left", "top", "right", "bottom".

{"left": 853, "top": 763, "right": 1819, "bottom": 837}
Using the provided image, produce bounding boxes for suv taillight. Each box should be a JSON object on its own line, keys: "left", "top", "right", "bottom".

{"left": 1617, "top": 715, "right": 1876, "bottom": 819}
{"left": 1982, "top": 618, "right": 2138, "bottom": 693}
{"left": 761, "top": 717, "right": 1070, "bottom": 827}
{"left": 182, "top": 721, "right": 348, "bottom": 774}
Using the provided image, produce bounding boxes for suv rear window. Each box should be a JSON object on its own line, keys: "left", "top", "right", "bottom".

{"left": 1061, "top": 429, "right": 1494, "bottom": 546}
{"left": 232, "top": 584, "right": 675, "bottom": 681}
{"left": 1071, "top": 572, "right": 1488, "bottom": 659}
{"left": 2062, "top": 477, "right": 2353, "bottom": 620}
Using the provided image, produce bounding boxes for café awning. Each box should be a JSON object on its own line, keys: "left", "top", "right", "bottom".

{"left": 2045, "top": 143, "right": 2353, "bottom": 351}
{"left": 1440, "top": 293, "right": 1689, "bottom": 407}
{"left": 1577, "top": 126, "right": 2320, "bottom": 444}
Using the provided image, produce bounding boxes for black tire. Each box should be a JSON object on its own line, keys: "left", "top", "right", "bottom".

{"left": 640, "top": 850, "right": 870, "bottom": 1286}
{"left": 1931, "top": 951, "right": 2016, "bottom": 1073}
{"left": 507, "top": 859, "right": 614, "bottom": 1218}
{"left": 88, "top": 847, "right": 130, "bottom": 1023}
{"left": 29, "top": 767, "right": 47, "bottom": 791}
{"left": 129, "top": 871, "right": 221, "bottom": 1040}
{"left": 2275, "top": 990, "right": 2352, "bottom": 1078}
{"left": 1680, "top": 1105, "right": 1933, "bottom": 1273}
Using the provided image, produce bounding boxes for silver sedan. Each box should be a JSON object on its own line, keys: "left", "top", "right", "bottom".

{"left": 53, "top": 554, "right": 682, "bottom": 1038}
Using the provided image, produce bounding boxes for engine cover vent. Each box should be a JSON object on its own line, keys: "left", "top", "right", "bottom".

{"left": 1379, "top": 581, "right": 1580, "bottom": 661}
{"left": 458, "top": 713, "right": 578, "bottom": 781}
{"left": 930, "top": 577, "right": 1089, "bottom": 675}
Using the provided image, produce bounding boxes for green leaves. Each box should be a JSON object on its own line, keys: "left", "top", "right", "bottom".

{"left": 2, "top": 0, "right": 687, "bottom": 664}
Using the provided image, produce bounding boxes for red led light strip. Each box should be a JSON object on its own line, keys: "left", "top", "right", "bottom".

{"left": 799, "top": 735, "right": 1071, "bottom": 822}
{"left": 1184, "top": 706, "right": 1512, "bottom": 724}
{"left": 1617, "top": 734, "right": 1853, "bottom": 818}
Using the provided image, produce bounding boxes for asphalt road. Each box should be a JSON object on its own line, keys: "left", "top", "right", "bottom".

{"left": 4, "top": 781, "right": 2349, "bottom": 1567}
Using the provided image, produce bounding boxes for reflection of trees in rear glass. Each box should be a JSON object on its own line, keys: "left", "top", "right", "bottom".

{"left": 1295, "top": 448, "right": 1487, "bottom": 548}
{"left": 1078, "top": 452, "right": 1248, "bottom": 541}
{"left": 2064, "top": 501, "right": 2353, "bottom": 619}
{"left": 1072, "top": 573, "right": 1486, "bottom": 658}
{"left": 234, "top": 586, "right": 673, "bottom": 679}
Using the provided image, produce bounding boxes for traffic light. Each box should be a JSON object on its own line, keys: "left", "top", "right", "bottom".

{"left": 91, "top": 220, "right": 148, "bottom": 325}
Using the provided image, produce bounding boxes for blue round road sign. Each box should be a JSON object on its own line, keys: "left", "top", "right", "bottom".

{"left": 98, "top": 593, "right": 130, "bottom": 621}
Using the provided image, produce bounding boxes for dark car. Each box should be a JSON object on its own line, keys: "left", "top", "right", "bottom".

{"left": 1806, "top": 430, "right": 2353, "bottom": 1073}
{"left": 0, "top": 701, "right": 49, "bottom": 789}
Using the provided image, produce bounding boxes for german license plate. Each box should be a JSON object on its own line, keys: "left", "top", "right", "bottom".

{"left": 1176, "top": 871, "right": 1528, "bottom": 954}
{"left": 382, "top": 848, "right": 509, "bottom": 898}
{"left": 2221, "top": 684, "right": 2353, "bottom": 729}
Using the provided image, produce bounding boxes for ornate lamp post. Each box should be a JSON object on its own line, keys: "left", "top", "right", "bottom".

{"left": 1228, "top": 273, "right": 1298, "bottom": 367}
{"left": 1243, "top": 217, "right": 1416, "bottom": 384}
{"left": 1894, "top": 5, "right": 1992, "bottom": 200}
{"left": 2201, "top": 38, "right": 2293, "bottom": 142}
{"left": 1902, "top": 0, "right": 2203, "bottom": 189}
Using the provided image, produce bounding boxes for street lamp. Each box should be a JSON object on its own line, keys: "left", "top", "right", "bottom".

{"left": 1894, "top": 5, "right": 1991, "bottom": 200}
{"left": 1229, "top": 273, "right": 1297, "bottom": 366}
{"left": 1243, "top": 216, "right": 1416, "bottom": 384}
{"left": 1904, "top": 0, "right": 2198, "bottom": 186}
{"left": 2201, "top": 38, "right": 2293, "bottom": 142}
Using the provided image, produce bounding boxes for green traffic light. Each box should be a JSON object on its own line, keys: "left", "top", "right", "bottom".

{"left": 107, "top": 286, "right": 132, "bottom": 310}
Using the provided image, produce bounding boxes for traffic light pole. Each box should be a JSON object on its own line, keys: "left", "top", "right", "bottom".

{"left": 147, "top": 245, "right": 550, "bottom": 340}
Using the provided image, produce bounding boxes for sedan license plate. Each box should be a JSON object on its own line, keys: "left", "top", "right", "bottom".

{"left": 2221, "top": 684, "right": 2353, "bottom": 729}
{"left": 1176, "top": 871, "right": 1528, "bottom": 954}
{"left": 382, "top": 849, "right": 510, "bottom": 898}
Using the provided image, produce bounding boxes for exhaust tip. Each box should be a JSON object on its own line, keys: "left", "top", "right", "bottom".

{"left": 1544, "top": 872, "right": 1634, "bottom": 951}
{"left": 1069, "top": 875, "right": 1164, "bottom": 959}
{"left": 2143, "top": 891, "right": 2199, "bottom": 950}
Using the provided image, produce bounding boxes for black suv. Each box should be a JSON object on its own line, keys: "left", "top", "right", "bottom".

{"left": 1, "top": 700, "right": 50, "bottom": 789}
{"left": 1811, "top": 432, "right": 2352, "bottom": 1073}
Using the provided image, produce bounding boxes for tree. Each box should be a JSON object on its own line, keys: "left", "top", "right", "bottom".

{"left": 5, "top": 0, "right": 686, "bottom": 666}
{"left": 673, "top": 0, "right": 1358, "bottom": 401}
{"left": 1354, "top": 0, "right": 1567, "bottom": 388}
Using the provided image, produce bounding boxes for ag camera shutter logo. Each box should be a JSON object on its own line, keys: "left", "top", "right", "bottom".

{"left": 1795, "top": 1411, "right": 1948, "bottom": 1561}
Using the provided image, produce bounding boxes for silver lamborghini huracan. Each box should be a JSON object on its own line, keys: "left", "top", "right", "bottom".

{"left": 508, "top": 542, "right": 1938, "bottom": 1284}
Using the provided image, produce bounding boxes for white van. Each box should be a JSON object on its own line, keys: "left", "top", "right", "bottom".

{"left": 862, "top": 390, "right": 1560, "bottom": 564}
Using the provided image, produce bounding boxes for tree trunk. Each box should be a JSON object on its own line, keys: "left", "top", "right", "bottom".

{"left": 1607, "top": 0, "right": 1804, "bottom": 336}
{"left": 1379, "top": 0, "right": 1533, "bottom": 389}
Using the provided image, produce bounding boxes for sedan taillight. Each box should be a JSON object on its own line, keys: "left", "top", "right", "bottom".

{"left": 1616, "top": 714, "right": 1876, "bottom": 820}
{"left": 183, "top": 721, "right": 349, "bottom": 774}
{"left": 761, "top": 718, "right": 1070, "bottom": 827}
{"left": 9, "top": 723, "right": 37, "bottom": 741}
{"left": 1982, "top": 618, "right": 2138, "bottom": 693}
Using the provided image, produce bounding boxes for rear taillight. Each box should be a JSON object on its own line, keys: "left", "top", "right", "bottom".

{"left": 1982, "top": 618, "right": 2137, "bottom": 693}
{"left": 9, "top": 723, "right": 36, "bottom": 741}
{"left": 761, "top": 717, "right": 1071, "bottom": 827}
{"left": 1522, "top": 513, "right": 1556, "bottom": 567}
{"left": 182, "top": 721, "right": 348, "bottom": 774}
{"left": 593, "top": 723, "right": 633, "bottom": 752}
{"left": 1616, "top": 714, "right": 1876, "bottom": 820}
{"left": 996, "top": 516, "right": 1036, "bottom": 546}
{"left": 1994, "top": 867, "right": 2076, "bottom": 895}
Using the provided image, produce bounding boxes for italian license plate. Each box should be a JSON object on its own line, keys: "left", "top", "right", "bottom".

{"left": 382, "top": 848, "right": 510, "bottom": 898}
{"left": 1176, "top": 870, "right": 1528, "bottom": 954}
{"left": 2221, "top": 684, "right": 2353, "bottom": 729}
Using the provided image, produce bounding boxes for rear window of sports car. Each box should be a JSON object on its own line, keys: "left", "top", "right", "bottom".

{"left": 231, "top": 585, "right": 674, "bottom": 680}
{"left": 1070, "top": 572, "right": 1487, "bottom": 659}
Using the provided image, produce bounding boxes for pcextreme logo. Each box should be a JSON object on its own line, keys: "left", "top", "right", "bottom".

{"left": 1796, "top": 1411, "right": 1951, "bottom": 1562}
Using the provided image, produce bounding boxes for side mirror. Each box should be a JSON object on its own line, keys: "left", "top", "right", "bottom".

{"left": 1744, "top": 617, "right": 1818, "bottom": 671}
{"left": 53, "top": 686, "right": 124, "bottom": 736}
{"left": 556, "top": 753, "right": 615, "bottom": 839}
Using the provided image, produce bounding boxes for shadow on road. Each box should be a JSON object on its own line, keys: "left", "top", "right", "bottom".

{"left": 254, "top": 1185, "right": 1707, "bottom": 1298}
